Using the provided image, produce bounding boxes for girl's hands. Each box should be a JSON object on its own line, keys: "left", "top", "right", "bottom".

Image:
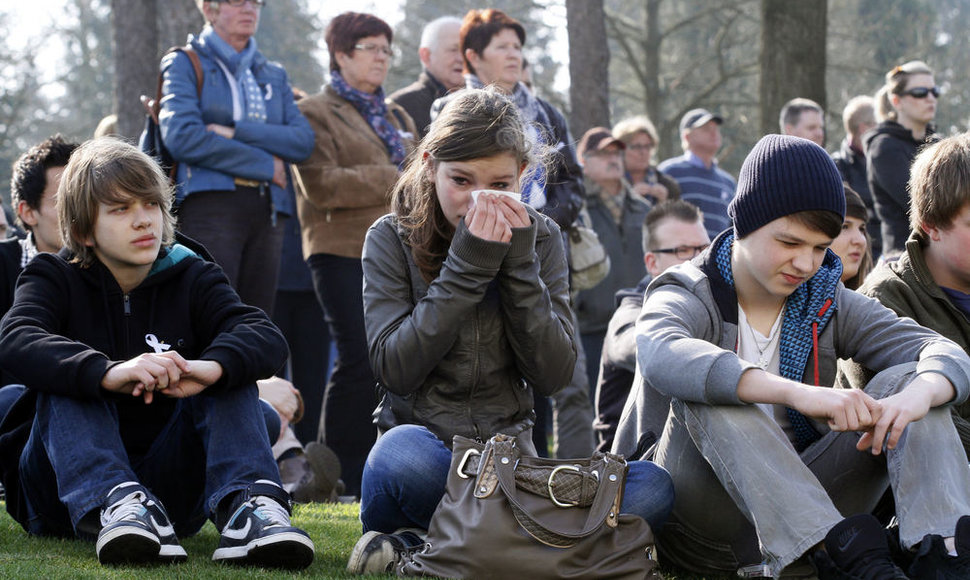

{"left": 465, "top": 193, "right": 514, "bottom": 242}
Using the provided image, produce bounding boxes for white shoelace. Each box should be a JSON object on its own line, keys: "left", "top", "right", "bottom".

{"left": 100, "top": 490, "right": 147, "bottom": 527}
{"left": 252, "top": 496, "right": 290, "bottom": 527}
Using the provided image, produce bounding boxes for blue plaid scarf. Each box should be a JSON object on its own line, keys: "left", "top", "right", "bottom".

{"left": 200, "top": 26, "right": 267, "bottom": 123}
{"left": 330, "top": 70, "right": 406, "bottom": 168}
{"left": 713, "top": 232, "right": 843, "bottom": 451}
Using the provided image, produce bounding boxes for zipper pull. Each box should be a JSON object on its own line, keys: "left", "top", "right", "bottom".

{"left": 124, "top": 294, "right": 131, "bottom": 315}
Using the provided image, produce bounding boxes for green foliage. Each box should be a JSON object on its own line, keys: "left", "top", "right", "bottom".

{"left": 256, "top": 0, "right": 326, "bottom": 94}
{"left": 0, "top": 12, "right": 47, "bottom": 206}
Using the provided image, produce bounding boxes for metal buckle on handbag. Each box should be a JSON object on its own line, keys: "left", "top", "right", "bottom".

{"left": 548, "top": 465, "right": 581, "bottom": 508}
{"left": 457, "top": 448, "right": 481, "bottom": 479}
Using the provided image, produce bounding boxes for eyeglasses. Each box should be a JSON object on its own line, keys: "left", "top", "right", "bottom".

{"left": 217, "top": 0, "right": 265, "bottom": 6}
{"left": 652, "top": 244, "right": 710, "bottom": 260}
{"left": 626, "top": 144, "right": 654, "bottom": 151}
{"left": 901, "top": 86, "right": 940, "bottom": 99}
{"left": 354, "top": 43, "right": 393, "bottom": 57}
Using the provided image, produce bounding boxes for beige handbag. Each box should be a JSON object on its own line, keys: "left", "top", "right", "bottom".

{"left": 399, "top": 434, "right": 660, "bottom": 579}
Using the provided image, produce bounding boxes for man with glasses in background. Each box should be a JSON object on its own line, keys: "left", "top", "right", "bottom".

{"left": 592, "top": 200, "right": 709, "bottom": 453}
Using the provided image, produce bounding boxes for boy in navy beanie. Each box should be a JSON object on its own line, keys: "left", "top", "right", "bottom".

{"left": 613, "top": 134, "right": 970, "bottom": 578}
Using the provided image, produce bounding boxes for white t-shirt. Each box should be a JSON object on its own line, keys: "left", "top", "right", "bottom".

{"left": 737, "top": 305, "right": 796, "bottom": 443}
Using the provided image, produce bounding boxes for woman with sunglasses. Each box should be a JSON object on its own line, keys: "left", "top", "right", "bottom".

{"left": 866, "top": 60, "right": 940, "bottom": 255}
{"left": 294, "top": 12, "right": 416, "bottom": 499}
{"left": 159, "top": 0, "right": 313, "bottom": 316}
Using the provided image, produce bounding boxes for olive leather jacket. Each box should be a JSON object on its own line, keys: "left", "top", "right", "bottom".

{"left": 361, "top": 210, "right": 577, "bottom": 449}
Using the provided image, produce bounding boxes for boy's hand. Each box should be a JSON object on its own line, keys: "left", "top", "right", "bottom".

{"left": 856, "top": 372, "right": 956, "bottom": 455}
{"left": 160, "top": 360, "right": 224, "bottom": 398}
{"left": 102, "top": 351, "right": 191, "bottom": 404}
{"left": 790, "top": 386, "right": 881, "bottom": 433}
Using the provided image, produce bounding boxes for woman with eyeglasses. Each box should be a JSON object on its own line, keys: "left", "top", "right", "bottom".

{"left": 612, "top": 115, "right": 681, "bottom": 205}
{"left": 294, "top": 12, "right": 416, "bottom": 499}
{"left": 159, "top": 0, "right": 313, "bottom": 316}
{"left": 865, "top": 60, "right": 940, "bottom": 255}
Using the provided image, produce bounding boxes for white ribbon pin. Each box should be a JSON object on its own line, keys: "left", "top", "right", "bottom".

{"left": 145, "top": 334, "right": 171, "bottom": 354}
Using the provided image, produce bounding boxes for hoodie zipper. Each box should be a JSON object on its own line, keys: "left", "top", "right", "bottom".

{"left": 811, "top": 298, "right": 833, "bottom": 386}
{"left": 123, "top": 293, "right": 132, "bottom": 353}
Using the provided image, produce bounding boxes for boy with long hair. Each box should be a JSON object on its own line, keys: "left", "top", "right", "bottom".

{"left": 0, "top": 139, "right": 313, "bottom": 569}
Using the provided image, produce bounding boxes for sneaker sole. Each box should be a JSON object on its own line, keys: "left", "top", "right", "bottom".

{"left": 97, "top": 526, "right": 161, "bottom": 565}
{"left": 159, "top": 542, "right": 189, "bottom": 563}
{"left": 212, "top": 531, "right": 315, "bottom": 570}
{"left": 347, "top": 530, "right": 396, "bottom": 575}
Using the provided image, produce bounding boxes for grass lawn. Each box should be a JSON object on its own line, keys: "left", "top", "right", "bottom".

{"left": 0, "top": 501, "right": 378, "bottom": 579}
{"left": 0, "top": 500, "right": 734, "bottom": 579}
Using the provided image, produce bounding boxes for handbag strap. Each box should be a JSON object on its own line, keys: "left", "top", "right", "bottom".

{"left": 461, "top": 446, "right": 602, "bottom": 506}
{"left": 487, "top": 436, "right": 626, "bottom": 545}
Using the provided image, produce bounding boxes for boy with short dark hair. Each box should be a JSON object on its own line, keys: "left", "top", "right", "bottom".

{"left": 614, "top": 134, "right": 970, "bottom": 579}
{"left": 841, "top": 133, "right": 970, "bottom": 460}
{"left": 0, "top": 139, "right": 314, "bottom": 569}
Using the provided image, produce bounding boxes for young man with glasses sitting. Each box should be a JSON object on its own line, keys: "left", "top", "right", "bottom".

{"left": 592, "top": 200, "right": 709, "bottom": 453}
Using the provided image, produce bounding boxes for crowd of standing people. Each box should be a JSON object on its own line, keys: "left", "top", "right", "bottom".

{"left": 1, "top": 1, "right": 970, "bottom": 578}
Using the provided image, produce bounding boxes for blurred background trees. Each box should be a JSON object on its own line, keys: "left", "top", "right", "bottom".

{"left": 3, "top": 0, "right": 970, "bottom": 205}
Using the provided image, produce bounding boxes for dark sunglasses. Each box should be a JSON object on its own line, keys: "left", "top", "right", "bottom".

{"left": 901, "top": 86, "right": 940, "bottom": 99}
{"left": 652, "top": 244, "right": 710, "bottom": 260}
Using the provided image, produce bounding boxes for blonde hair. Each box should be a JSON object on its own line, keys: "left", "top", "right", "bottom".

{"left": 612, "top": 115, "right": 660, "bottom": 149}
{"left": 876, "top": 60, "right": 933, "bottom": 122}
{"left": 908, "top": 133, "right": 970, "bottom": 239}
{"left": 842, "top": 95, "right": 875, "bottom": 137}
{"left": 58, "top": 139, "right": 176, "bottom": 267}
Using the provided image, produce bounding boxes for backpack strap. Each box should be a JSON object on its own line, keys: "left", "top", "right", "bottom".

{"left": 148, "top": 45, "right": 203, "bottom": 123}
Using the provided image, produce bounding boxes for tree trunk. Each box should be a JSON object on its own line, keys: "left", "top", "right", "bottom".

{"left": 566, "top": 0, "right": 611, "bottom": 137}
{"left": 156, "top": 0, "right": 204, "bottom": 54}
{"left": 760, "top": 0, "right": 827, "bottom": 138}
{"left": 111, "top": 0, "right": 159, "bottom": 139}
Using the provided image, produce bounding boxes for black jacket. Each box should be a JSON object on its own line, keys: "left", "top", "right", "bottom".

{"left": 865, "top": 121, "right": 936, "bottom": 255}
{"left": 832, "top": 138, "right": 882, "bottom": 258}
{"left": 0, "top": 243, "right": 287, "bottom": 450}
{"left": 388, "top": 70, "right": 449, "bottom": 140}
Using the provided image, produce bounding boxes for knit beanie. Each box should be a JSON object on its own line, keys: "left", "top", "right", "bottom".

{"left": 728, "top": 134, "right": 845, "bottom": 238}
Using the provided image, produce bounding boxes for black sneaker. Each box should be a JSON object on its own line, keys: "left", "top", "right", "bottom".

{"left": 908, "top": 530, "right": 970, "bottom": 579}
{"left": 346, "top": 528, "right": 426, "bottom": 575}
{"left": 211, "top": 479, "right": 314, "bottom": 570}
{"left": 96, "top": 482, "right": 187, "bottom": 565}
{"left": 813, "top": 514, "right": 909, "bottom": 579}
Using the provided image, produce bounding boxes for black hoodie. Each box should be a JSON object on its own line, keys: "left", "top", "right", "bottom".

{"left": 864, "top": 120, "right": 936, "bottom": 255}
{"left": 0, "top": 242, "right": 288, "bottom": 457}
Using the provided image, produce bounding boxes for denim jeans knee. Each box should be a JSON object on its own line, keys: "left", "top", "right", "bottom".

{"left": 359, "top": 424, "right": 451, "bottom": 533}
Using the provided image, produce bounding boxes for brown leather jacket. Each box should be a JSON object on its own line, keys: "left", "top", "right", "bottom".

{"left": 294, "top": 85, "right": 416, "bottom": 259}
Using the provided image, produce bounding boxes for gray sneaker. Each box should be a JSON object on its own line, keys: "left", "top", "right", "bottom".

{"left": 347, "top": 528, "right": 426, "bottom": 575}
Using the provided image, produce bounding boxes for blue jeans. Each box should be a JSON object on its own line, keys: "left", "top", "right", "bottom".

{"left": 19, "top": 384, "right": 281, "bottom": 539}
{"left": 360, "top": 424, "right": 674, "bottom": 533}
{"left": 307, "top": 253, "right": 378, "bottom": 497}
